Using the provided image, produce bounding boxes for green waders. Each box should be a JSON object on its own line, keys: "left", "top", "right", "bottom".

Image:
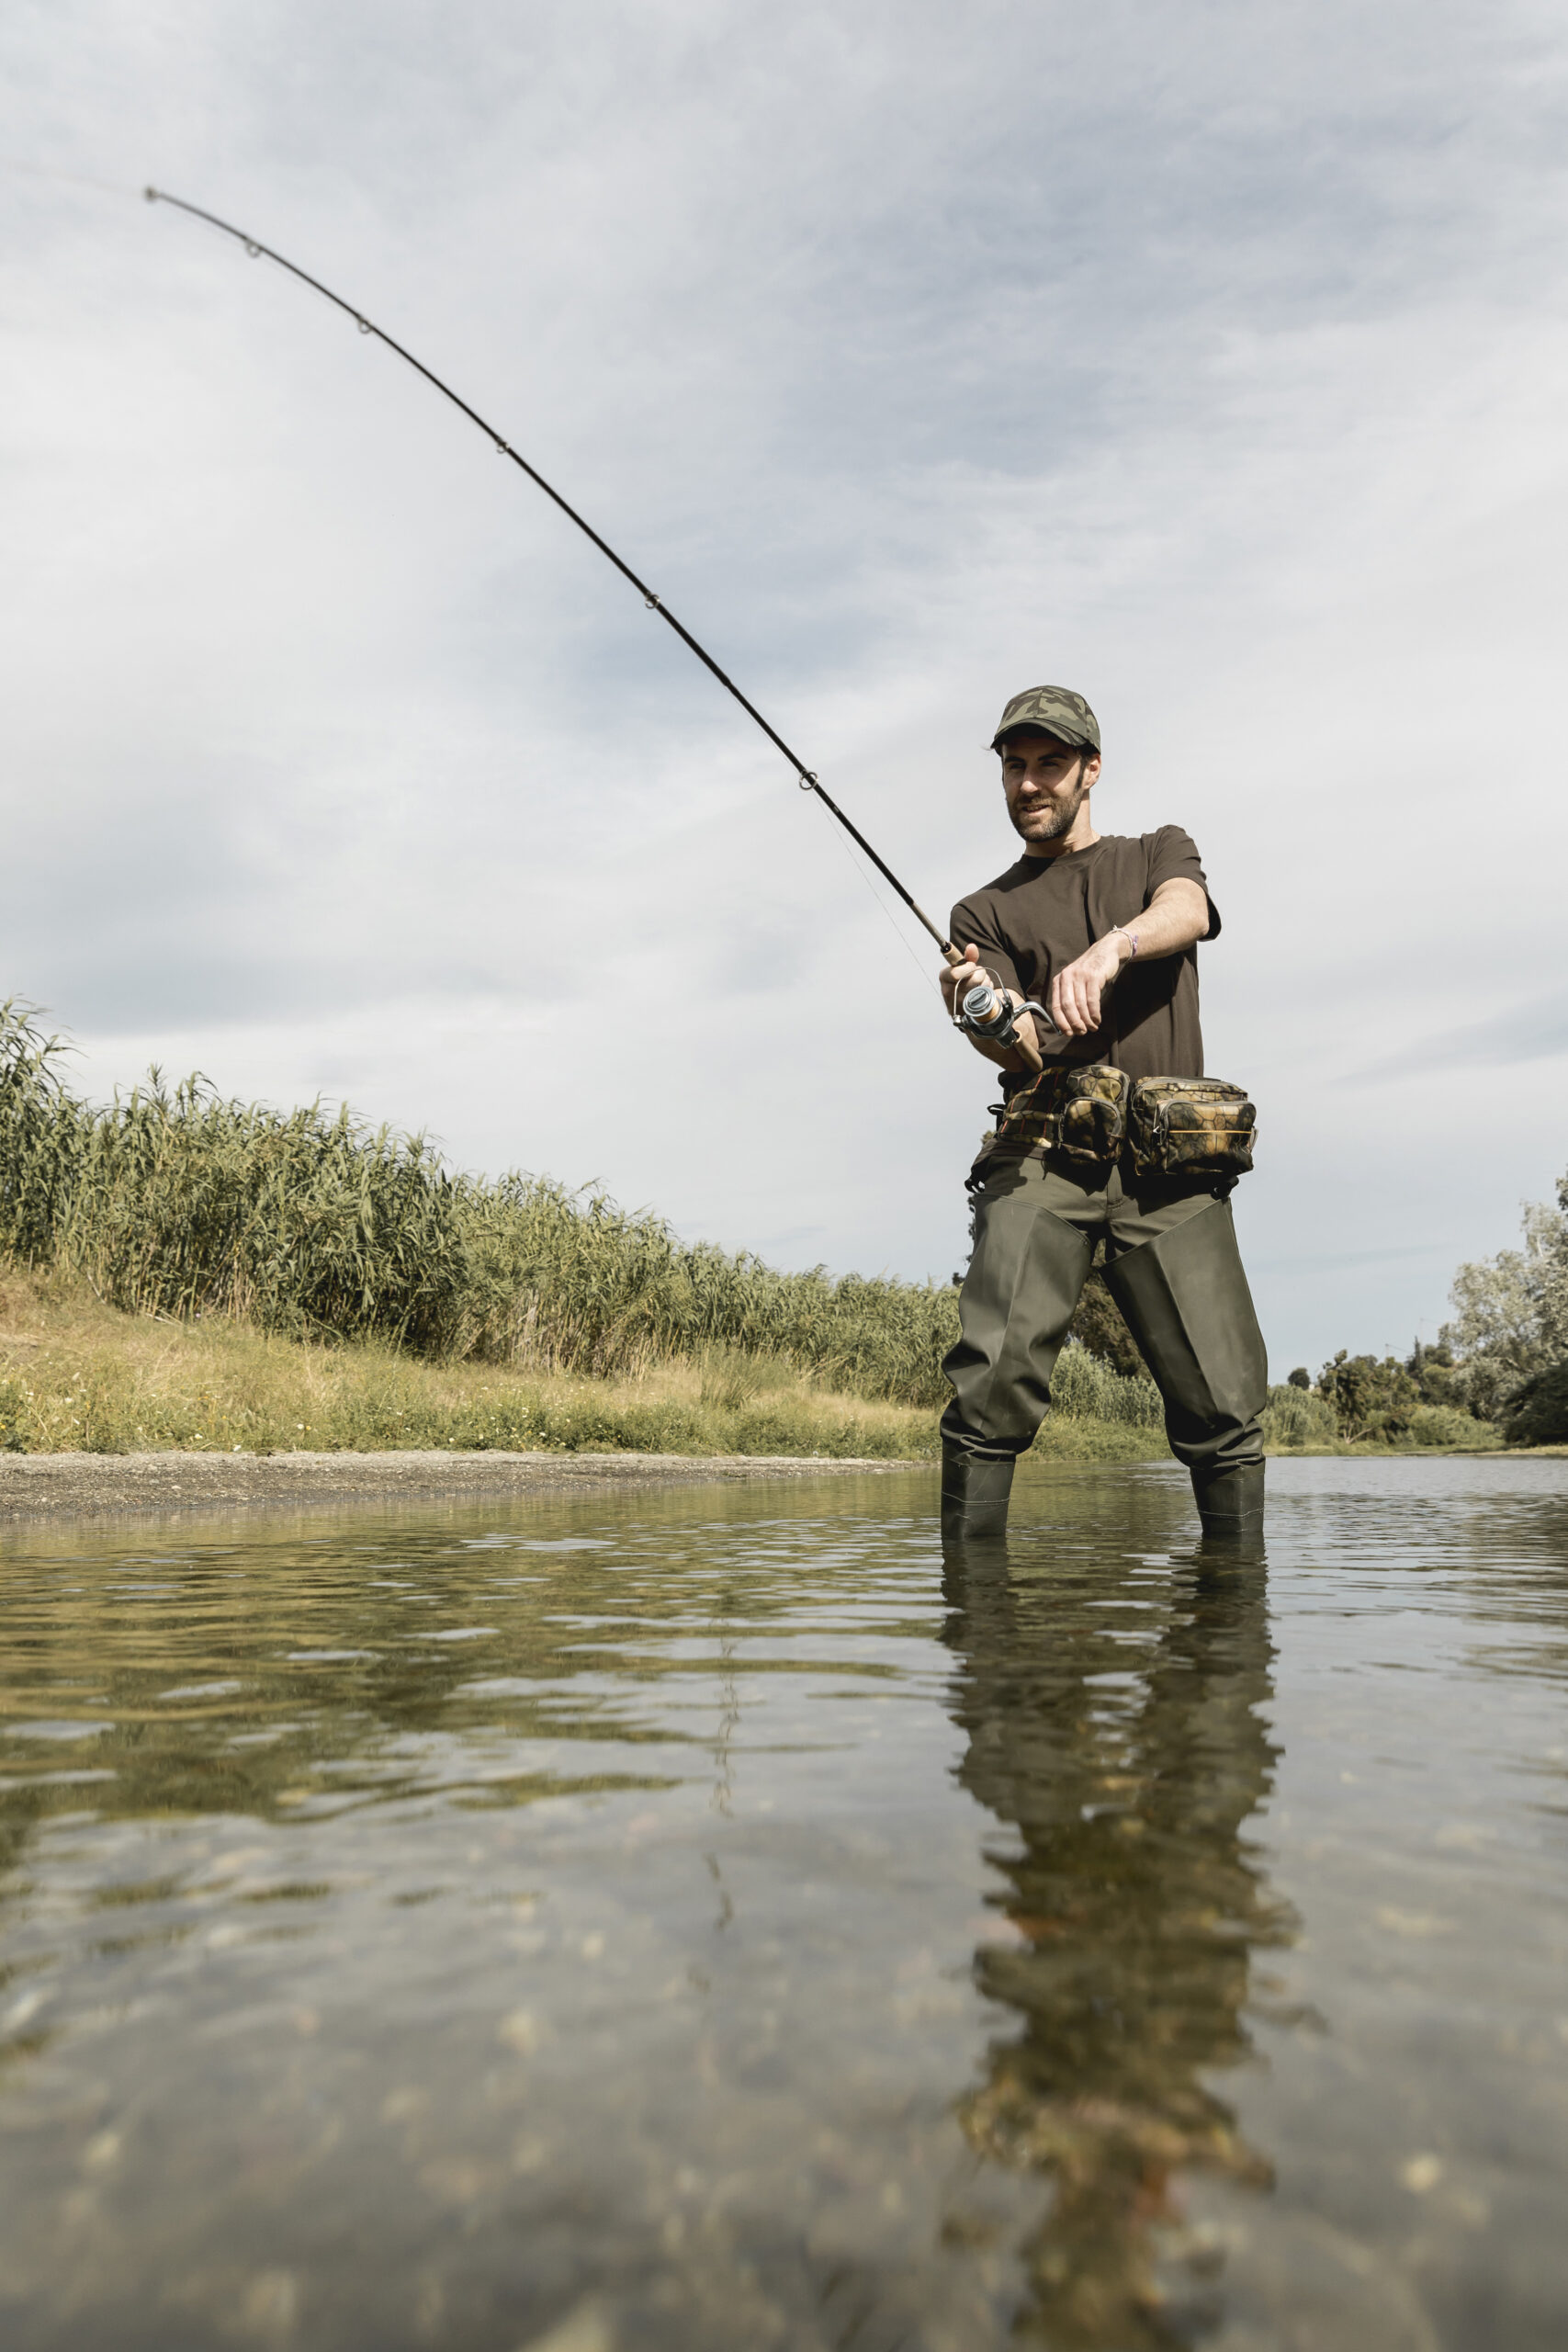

{"left": 941, "top": 1152, "right": 1267, "bottom": 1542}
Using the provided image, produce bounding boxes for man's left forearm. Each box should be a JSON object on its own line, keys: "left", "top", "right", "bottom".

{"left": 1041, "top": 877, "right": 1211, "bottom": 1042}
{"left": 1110, "top": 876, "right": 1209, "bottom": 961}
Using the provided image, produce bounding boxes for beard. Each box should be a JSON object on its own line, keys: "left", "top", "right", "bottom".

{"left": 1011, "top": 784, "right": 1086, "bottom": 844}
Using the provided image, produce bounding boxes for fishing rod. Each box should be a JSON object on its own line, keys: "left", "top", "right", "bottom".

{"left": 142, "top": 188, "right": 1032, "bottom": 1013}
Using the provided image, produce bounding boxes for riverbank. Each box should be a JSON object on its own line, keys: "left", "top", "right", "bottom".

{"left": 0, "top": 1268, "right": 1165, "bottom": 1476}
{"left": 1, "top": 1271, "right": 1529, "bottom": 1504}
{"left": 0, "top": 1269, "right": 928, "bottom": 1462}
{"left": 0, "top": 1446, "right": 915, "bottom": 1523}
{"left": 4, "top": 1434, "right": 1551, "bottom": 1526}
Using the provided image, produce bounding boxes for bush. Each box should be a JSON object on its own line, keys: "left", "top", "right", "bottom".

{"left": 1048, "top": 1340, "right": 1163, "bottom": 1429}
{"left": 1262, "top": 1382, "right": 1338, "bottom": 1451}
{"left": 1406, "top": 1403, "right": 1499, "bottom": 1450}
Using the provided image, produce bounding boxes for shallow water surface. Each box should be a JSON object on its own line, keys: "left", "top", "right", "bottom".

{"left": 0, "top": 1457, "right": 1565, "bottom": 2349}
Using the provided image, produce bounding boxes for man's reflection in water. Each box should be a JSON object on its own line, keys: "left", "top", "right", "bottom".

{"left": 943, "top": 1532, "right": 1295, "bottom": 2347}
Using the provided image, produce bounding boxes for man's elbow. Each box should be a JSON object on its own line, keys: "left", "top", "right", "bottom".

{"left": 1172, "top": 881, "right": 1210, "bottom": 941}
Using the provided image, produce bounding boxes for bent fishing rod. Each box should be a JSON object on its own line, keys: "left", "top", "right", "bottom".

{"left": 143, "top": 188, "right": 1050, "bottom": 1061}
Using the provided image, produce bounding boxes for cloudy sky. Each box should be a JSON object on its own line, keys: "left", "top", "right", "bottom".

{"left": 4, "top": 0, "right": 1567, "bottom": 1374}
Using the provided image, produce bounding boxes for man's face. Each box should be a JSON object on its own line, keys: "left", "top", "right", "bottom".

{"left": 998, "top": 729, "right": 1100, "bottom": 848}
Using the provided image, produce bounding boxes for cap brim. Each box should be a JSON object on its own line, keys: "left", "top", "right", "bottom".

{"left": 991, "top": 724, "right": 1097, "bottom": 753}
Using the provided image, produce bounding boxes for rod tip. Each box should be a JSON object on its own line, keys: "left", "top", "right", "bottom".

{"left": 143, "top": 185, "right": 160, "bottom": 202}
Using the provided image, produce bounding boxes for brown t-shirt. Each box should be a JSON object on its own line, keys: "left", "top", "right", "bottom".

{"left": 950, "top": 827, "right": 1218, "bottom": 1086}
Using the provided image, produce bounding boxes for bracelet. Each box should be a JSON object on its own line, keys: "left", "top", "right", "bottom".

{"left": 1108, "top": 925, "right": 1140, "bottom": 957}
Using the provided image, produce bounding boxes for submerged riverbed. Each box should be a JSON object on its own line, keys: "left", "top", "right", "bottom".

{"left": 0, "top": 1457, "right": 1564, "bottom": 2349}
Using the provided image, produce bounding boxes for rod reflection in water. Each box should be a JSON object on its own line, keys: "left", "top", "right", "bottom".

{"left": 942, "top": 1537, "right": 1297, "bottom": 2345}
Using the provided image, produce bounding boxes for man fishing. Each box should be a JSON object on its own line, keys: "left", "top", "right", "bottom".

{"left": 142, "top": 207, "right": 1267, "bottom": 1556}
{"left": 937, "top": 685, "right": 1267, "bottom": 1544}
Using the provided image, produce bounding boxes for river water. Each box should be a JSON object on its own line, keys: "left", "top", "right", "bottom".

{"left": 0, "top": 1457, "right": 1564, "bottom": 2350}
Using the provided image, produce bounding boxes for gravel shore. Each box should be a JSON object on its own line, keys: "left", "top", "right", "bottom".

{"left": 0, "top": 1448, "right": 914, "bottom": 1524}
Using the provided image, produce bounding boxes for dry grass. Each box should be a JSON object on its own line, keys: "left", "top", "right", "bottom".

{"left": 0, "top": 1269, "right": 918, "bottom": 1459}
{"left": 0, "top": 1270, "right": 1173, "bottom": 1463}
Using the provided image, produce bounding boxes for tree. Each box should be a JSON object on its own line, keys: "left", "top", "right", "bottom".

{"left": 1316, "top": 1351, "right": 1421, "bottom": 1443}
{"left": 1504, "top": 1362, "right": 1568, "bottom": 1448}
{"left": 1440, "top": 1171, "right": 1568, "bottom": 1419}
{"left": 1312, "top": 1341, "right": 1472, "bottom": 1443}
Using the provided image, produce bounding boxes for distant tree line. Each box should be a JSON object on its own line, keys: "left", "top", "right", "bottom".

{"left": 1280, "top": 1344, "right": 1483, "bottom": 1449}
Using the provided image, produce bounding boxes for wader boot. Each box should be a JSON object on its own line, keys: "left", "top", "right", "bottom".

{"left": 941, "top": 1451, "right": 1016, "bottom": 1544}
{"left": 1190, "top": 1462, "right": 1266, "bottom": 1538}
{"left": 1102, "top": 1198, "right": 1268, "bottom": 1536}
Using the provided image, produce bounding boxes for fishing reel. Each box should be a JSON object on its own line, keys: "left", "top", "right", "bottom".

{"left": 957, "top": 977, "right": 1055, "bottom": 1048}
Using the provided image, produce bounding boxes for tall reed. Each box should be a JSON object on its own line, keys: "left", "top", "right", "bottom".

{"left": 0, "top": 1002, "right": 964, "bottom": 1403}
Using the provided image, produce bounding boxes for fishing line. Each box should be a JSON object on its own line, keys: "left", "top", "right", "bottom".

{"left": 143, "top": 186, "right": 962, "bottom": 966}
{"left": 0, "top": 158, "right": 139, "bottom": 198}
{"left": 827, "top": 828, "right": 947, "bottom": 1004}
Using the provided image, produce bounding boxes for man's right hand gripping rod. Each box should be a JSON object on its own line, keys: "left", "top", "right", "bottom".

{"left": 942, "top": 943, "right": 1055, "bottom": 1074}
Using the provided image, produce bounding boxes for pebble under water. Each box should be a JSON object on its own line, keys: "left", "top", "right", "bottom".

{"left": 0, "top": 1455, "right": 1565, "bottom": 2350}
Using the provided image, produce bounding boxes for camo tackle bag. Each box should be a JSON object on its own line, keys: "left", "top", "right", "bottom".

{"left": 993, "top": 1065, "right": 1131, "bottom": 1162}
{"left": 1126, "top": 1077, "right": 1257, "bottom": 1180}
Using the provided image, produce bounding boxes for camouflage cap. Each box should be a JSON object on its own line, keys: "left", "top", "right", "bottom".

{"left": 990, "top": 684, "right": 1100, "bottom": 754}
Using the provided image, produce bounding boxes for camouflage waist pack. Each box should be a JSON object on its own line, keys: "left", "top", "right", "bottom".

{"left": 993, "top": 1065, "right": 1132, "bottom": 1162}
{"left": 1126, "top": 1077, "right": 1256, "bottom": 1179}
{"left": 988, "top": 1067, "right": 1256, "bottom": 1180}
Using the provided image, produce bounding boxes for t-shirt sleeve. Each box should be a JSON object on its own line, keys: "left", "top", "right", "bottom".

{"left": 1145, "top": 826, "right": 1221, "bottom": 941}
{"left": 948, "top": 894, "right": 1021, "bottom": 995}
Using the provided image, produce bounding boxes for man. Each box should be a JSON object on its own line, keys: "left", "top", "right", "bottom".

{"left": 938, "top": 684, "right": 1267, "bottom": 1543}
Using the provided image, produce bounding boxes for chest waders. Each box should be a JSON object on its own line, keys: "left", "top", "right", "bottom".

{"left": 939, "top": 1152, "right": 1267, "bottom": 1545}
